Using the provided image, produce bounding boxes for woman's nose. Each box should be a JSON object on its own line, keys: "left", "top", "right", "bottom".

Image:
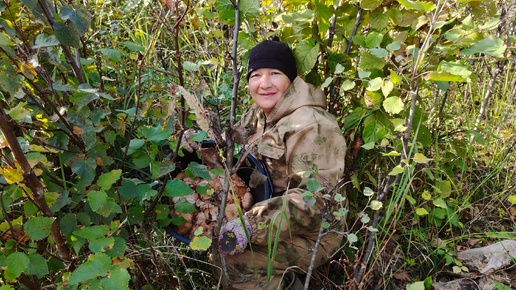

{"left": 259, "top": 75, "right": 272, "bottom": 88}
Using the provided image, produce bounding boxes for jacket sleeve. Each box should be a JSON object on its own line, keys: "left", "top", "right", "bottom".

{"left": 245, "top": 115, "right": 346, "bottom": 246}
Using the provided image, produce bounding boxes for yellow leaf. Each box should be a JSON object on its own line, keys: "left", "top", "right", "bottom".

{"left": 389, "top": 165, "right": 404, "bottom": 176}
{"left": 415, "top": 207, "right": 429, "bottom": 216}
{"left": 33, "top": 168, "right": 43, "bottom": 176}
{"left": 28, "top": 145, "right": 59, "bottom": 153}
{"left": 73, "top": 126, "right": 84, "bottom": 135}
{"left": 421, "top": 191, "right": 431, "bottom": 201}
{"left": 371, "top": 200, "right": 383, "bottom": 210}
{"left": 21, "top": 62, "right": 37, "bottom": 80}
{"left": 508, "top": 195, "right": 516, "bottom": 204}
{"left": 413, "top": 153, "right": 431, "bottom": 164}
{"left": 2, "top": 166, "right": 24, "bottom": 184}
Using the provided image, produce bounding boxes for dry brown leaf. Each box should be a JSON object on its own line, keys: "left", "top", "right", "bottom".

{"left": 199, "top": 147, "right": 222, "bottom": 170}
{"left": 468, "top": 238, "right": 481, "bottom": 246}
{"left": 393, "top": 270, "right": 412, "bottom": 282}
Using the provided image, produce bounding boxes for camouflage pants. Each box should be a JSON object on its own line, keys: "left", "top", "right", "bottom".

{"left": 221, "top": 231, "right": 342, "bottom": 289}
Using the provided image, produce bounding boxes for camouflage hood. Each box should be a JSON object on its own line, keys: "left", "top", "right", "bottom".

{"left": 266, "top": 77, "right": 327, "bottom": 123}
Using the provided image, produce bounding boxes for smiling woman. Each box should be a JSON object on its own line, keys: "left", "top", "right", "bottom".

{"left": 248, "top": 68, "right": 291, "bottom": 116}
{"left": 217, "top": 40, "right": 348, "bottom": 289}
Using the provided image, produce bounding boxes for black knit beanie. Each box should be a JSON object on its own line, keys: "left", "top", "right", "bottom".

{"left": 247, "top": 40, "right": 298, "bottom": 83}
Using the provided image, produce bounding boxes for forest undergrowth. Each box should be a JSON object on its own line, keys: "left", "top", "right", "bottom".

{"left": 0, "top": 0, "right": 515, "bottom": 289}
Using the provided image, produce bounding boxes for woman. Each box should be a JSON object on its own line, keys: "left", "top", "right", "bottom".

{"left": 219, "top": 40, "right": 347, "bottom": 289}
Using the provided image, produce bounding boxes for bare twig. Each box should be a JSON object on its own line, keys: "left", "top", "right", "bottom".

{"left": 212, "top": 1, "right": 241, "bottom": 288}
{"left": 329, "top": 5, "right": 363, "bottom": 114}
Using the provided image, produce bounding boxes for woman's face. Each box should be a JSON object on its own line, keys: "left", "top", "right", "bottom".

{"left": 248, "top": 68, "right": 291, "bottom": 117}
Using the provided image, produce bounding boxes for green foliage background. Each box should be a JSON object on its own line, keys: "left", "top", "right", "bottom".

{"left": 0, "top": 0, "right": 514, "bottom": 288}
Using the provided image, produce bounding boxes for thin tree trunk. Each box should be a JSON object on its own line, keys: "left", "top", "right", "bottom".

{"left": 213, "top": 1, "right": 241, "bottom": 288}
{"left": 470, "top": 66, "right": 501, "bottom": 143}
{"left": 0, "top": 106, "right": 70, "bottom": 261}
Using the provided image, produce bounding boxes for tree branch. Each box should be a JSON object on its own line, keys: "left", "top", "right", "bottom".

{"left": 0, "top": 106, "right": 70, "bottom": 261}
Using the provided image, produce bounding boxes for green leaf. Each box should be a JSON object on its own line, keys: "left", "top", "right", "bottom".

{"left": 241, "top": 0, "right": 260, "bottom": 20}
{"left": 370, "top": 8, "right": 390, "bottom": 30}
{"left": 383, "top": 96, "right": 404, "bottom": 115}
{"left": 71, "top": 156, "right": 96, "bottom": 189}
{"left": 89, "top": 237, "right": 115, "bottom": 253}
{"left": 121, "top": 41, "right": 144, "bottom": 52}
{"left": 175, "top": 199, "right": 196, "bottom": 213}
{"left": 186, "top": 162, "right": 213, "bottom": 180}
{"left": 194, "top": 226, "right": 204, "bottom": 236}
{"left": 171, "top": 215, "right": 188, "bottom": 226}
{"left": 398, "top": 0, "right": 435, "bottom": 12}
{"left": 359, "top": 51, "right": 385, "bottom": 70}
{"left": 426, "top": 71, "right": 469, "bottom": 82}
{"left": 33, "top": 34, "right": 60, "bottom": 49}
{"left": 307, "top": 178, "right": 323, "bottom": 192}
{"left": 407, "top": 281, "right": 425, "bottom": 290}
{"left": 190, "top": 236, "right": 212, "bottom": 250}
{"left": 381, "top": 80, "right": 394, "bottom": 97}
{"left": 413, "top": 153, "right": 431, "bottom": 164}
{"left": 0, "top": 60, "right": 22, "bottom": 96}
{"left": 416, "top": 207, "right": 429, "bottom": 216}
{"left": 68, "top": 253, "right": 111, "bottom": 285}
{"left": 26, "top": 254, "right": 49, "bottom": 278}
{"left": 294, "top": 39, "right": 319, "bottom": 74}
{"left": 366, "top": 77, "right": 383, "bottom": 91}
{"left": 98, "top": 48, "right": 125, "bottom": 62}
{"left": 386, "top": 41, "right": 401, "bottom": 52}
{"left": 60, "top": 5, "right": 91, "bottom": 35}
{"left": 433, "top": 198, "right": 448, "bottom": 209}
{"left": 360, "top": 0, "right": 382, "bottom": 10}
{"left": 53, "top": 21, "right": 81, "bottom": 47}
{"left": 341, "top": 80, "right": 355, "bottom": 91}
{"left": 7, "top": 102, "right": 31, "bottom": 122}
{"left": 362, "top": 142, "right": 375, "bottom": 150}
{"left": 73, "top": 225, "right": 109, "bottom": 239}
{"left": 460, "top": 37, "right": 506, "bottom": 57}
{"left": 363, "top": 187, "right": 375, "bottom": 196}
{"left": 438, "top": 61, "right": 472, "bottom": 79}
{"left": 6, "top": 252, "right": 30, "bottom": 278}
{"left": 165, "top": 178, "right": 194, "bottom": 197}
{"left": 353, "top": 35, "right": 366, "bottom": 47}
{"left": 347, "top": 233, "right": 358, "bottom": 243}
{"left": 118, "top": 179, "right": 141, "bottom": 199}
{"left": 24, "top": 216, "right": 55, "bottom": 241}
{"left": 215, "top": 0, "right": 236, "bottom": 24}
{"left": 508, "top": 195, "right": 516, "bottom": 204}
{"left": 97, "top": 170, "right": 122, "bottom": 190}
{"left": 369, "top": 48, "right": 388, "bottom": 58}
{"left": 88, "top": 190, "right": 107, "bottom": 211}
{"left": 389, "top": 165, "right": 404, "bottom": 176}
{"left": 365, "top": 32, "right": 383, "bottom": 48}
{"left": 183, "top": 61, "right": 199, "bottom": 72}
{"left": 109, "top": 268, "right": 131, "bottom": 288}
{"left": 315, "top": 2, "right": 331, "bottom": 32}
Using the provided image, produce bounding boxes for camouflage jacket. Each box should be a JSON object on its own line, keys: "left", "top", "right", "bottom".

{"left": 239, "top": 77, "right": 347, "bottom": 247}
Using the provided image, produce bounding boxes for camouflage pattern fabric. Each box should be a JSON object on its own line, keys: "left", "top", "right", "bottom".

{"left": 222, "top": 77, "right": 347, "bottom": 289}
